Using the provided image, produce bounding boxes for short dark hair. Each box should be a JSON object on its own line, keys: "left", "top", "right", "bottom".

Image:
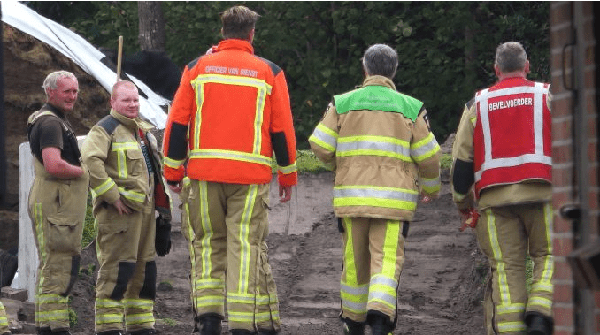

{"left": 221, "top": 6, "right": 260, "bottom": 41}
{"left": 362, "top": 44, "right": 398, "bottom": 79}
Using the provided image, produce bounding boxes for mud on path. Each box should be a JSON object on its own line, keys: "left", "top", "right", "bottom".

{"left": 68, "top": 171, "right": 487, "bottom": 335}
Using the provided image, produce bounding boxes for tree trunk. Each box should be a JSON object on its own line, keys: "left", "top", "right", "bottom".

{"left": 137, "top": 2, "right": 165, "bottom": 51}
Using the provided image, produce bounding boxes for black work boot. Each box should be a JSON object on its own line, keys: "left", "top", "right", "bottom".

{"left": 230, "top": 330, "right": 256, "bottom": 335}
{"left": 342, "top": 318, "right": 365, "bottom": 335}
{"left": 367, "top": 313, "right": 393, "bottom": 335}
{"left": 96, "top": 330, "right": 125, "bottom": 335}
{"left": 128, "top": 329, "right": 157, "bottom": 335}
{"left": 193, "top": 314, "right": 222, "bottom": 335}
{"left": 526, "top": 312, "right": 553, "bottom": 335}
{"left": 38, "top": 328, "right": 72, "bottom": 335}
{"left": 257, "top": 330, "right": 278, "bottom": 335}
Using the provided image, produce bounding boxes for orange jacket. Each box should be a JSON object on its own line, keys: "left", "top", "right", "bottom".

{"left": 163, "top": 39, "right": 297, "bottom": 186}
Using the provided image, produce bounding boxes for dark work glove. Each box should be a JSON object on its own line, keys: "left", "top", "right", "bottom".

{"left": 155, "top": 215, "right": 172, "bottom": 256}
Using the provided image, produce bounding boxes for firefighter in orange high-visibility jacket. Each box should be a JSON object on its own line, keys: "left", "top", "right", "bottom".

{"left": 451, "top": 42, "right": 553, "bottom": 335}
{"left": 81, "top": 80, "right": 172, "bottom": 335}
{"left": 162, "top": 6, "right": 296, "bottom": 335}
{"left": 309, "top": 44, "right": 441, "bottom": 335}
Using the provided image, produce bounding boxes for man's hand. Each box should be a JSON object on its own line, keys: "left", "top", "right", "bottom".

{"left": 279, "top": 185, "right": 292, "bottom": 203}
{"left": 112, "top": 198, "right": 131, "bottom": 215}
{"left": 168, "top": 183, "right": 182, "bottom": 194}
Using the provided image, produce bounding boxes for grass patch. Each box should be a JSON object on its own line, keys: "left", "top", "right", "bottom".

{"left": 159, "top": 318, "right": 178, "bottom": 326}
{"left": 440, "top": 153, "right": 452, "bottom": 170}
{"left": 526, "top": 255, "right": 533, "bottom": 293}
{"left": 82, "top": 193, "right": 97, "bottom": 248}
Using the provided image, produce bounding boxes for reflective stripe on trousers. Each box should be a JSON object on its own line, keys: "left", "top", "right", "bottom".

{"left": 476, "top": 202, "right": 553, "bottom": 334}
{"left": 0, "top": 301, "right": 8, "bottom": 333}
{"left": 340, "top": 217, "right": 406, "bottom": 323}
{"left": 182, "top": 180, "right": 280, "bottom": 332}
{"left": 95, "top": 201, "right": 157, "bottom": 333}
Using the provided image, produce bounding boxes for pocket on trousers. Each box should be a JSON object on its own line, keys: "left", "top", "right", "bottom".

{"left": 97, "top": 209, "right": 129, "bottom": 235}
{"left": 46, "top": 216, "right": 81, "bottom": 253}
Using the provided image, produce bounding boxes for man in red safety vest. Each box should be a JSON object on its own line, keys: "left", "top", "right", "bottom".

{"left": 451, "top": 42, "right": 553, "bottom": 335}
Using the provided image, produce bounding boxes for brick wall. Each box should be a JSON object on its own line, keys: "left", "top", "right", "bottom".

{"left": 550, "top": 2, "right": 598, "bottom": 335}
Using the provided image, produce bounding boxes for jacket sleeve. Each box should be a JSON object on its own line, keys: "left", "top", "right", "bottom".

{"left": 450, "top": 102, "right": 476, "bottom": 210}
{"left": 308, "top": 103, "right": 338, "bottom": 170}
{"left": 162, "top": 65, "right": 195, "bottom": 184}
{"left": 269, "top": 70, "right": 297, "bottom": 187}
{"left": 411, "top": 108, "right": 441, "bottom": 197}
{"left": 81, "top": 126, "right": 120, "bottom": 204}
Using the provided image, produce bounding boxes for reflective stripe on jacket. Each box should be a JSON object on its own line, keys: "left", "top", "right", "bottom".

{"left": 309, "top": 75, "right": 441, "bottom": 220}
{"left": 473, "top": 78, "right": 552, "bottom": 198}
{"left": 163, "top": 39, "right": 297, "bottom": 187}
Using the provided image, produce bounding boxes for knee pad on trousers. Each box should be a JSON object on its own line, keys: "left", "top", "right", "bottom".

{"left": 110, "top": 262, "right": 136, "bottom": 300}
{"left": 63, "top": 255, "right": 81, "bottom": 296}
{"left": 367, "top": 310, "right": 394, "bottom": 330}
{"left": 139, "top": 261, "right": 157, "bottom": 300}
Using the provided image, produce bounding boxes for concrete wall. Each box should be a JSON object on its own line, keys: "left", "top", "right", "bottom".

{"left": 13, "top": 142, "right": 38, "bottom": 302}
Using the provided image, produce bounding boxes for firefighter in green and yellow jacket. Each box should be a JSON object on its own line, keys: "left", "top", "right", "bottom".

{"left": 309, "top": 44, "right": 441, "bottom": 335}
{"left": 81, "top": 80, "right": 172, "bottom": 335}
{"left": 27, "top": 71, "right": 89, "bottom": 335}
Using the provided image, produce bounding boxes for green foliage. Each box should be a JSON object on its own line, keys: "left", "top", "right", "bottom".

{"left": 296, "top": 150, "right": 330, "bottom": 173}
{"left": 440, "top": 154, "right": 453, "bottom": 170}
{"left": 68, "top": 308, "right": 78, "bottom": 328}
{"left": 159, "top": 317, "right": 178, "bottom": 326}
{"left": 82, "top": 193, "right": 97, "bottom": 248}
{"left": 26, "top": 2, "right": 549, "bottom": 146}
{"left": 526, "top": 255, "right": 533, "bottom": 294}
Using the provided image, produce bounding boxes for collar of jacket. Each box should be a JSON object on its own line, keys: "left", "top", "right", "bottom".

{"left": 109, "top": 109, "right": 154, "bottom": 133}
{"left": 362, "top": 75, "right": 396, "bottom": 90}
{"left": 215, "top": 39, "right": 254, "bottom": 54}
{"left": 41, "top": 103, "right": 67, "bottom": 119}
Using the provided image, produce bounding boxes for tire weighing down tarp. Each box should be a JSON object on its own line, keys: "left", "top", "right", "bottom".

{"left": 1, "top": 0, "right": 169, "bottom": 129}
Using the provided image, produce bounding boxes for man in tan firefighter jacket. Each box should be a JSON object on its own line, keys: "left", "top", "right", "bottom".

{"left": 451, "top": 42, "right": 553, "bottom": 335}
{"left": 309, "top": 44, "right": 441, "bottom": 335}
{"left": 81, "top": 80, "right": 172, "bottom": 335}
{"left": 26, "top": 71, "right": 89, "bottom": 335}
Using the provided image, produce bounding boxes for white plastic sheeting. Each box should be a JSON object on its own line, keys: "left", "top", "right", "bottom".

{"left": 1, "top": 0, "right": 169, "bottom": 128}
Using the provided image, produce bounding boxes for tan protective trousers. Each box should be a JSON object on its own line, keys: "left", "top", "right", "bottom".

{"left": 28, "top": 161, "right": 89, "bottom": 332}
{"left": 94, "top": 201, "right": 157, "bottom": 333}
{"left": 181, "top": 179, "right": 280, "bottom": 333}
{"left": 0, "top": 300, "right": 9, "bottom": 334}
{"left": 475, "top": 202, "right": 554, "bottom": 335}
{"left": 340, "top": 217, "right": 408, "bottom": 325}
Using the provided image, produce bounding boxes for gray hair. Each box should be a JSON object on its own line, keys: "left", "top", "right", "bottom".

{"left": 495, "top": 42, "right": 528, "bottom": 73}
{"left": 42, "top": 71, "right": 77, "bottom": 94}
{"left": 362, "top": 44, "right": 398, "bottom": 79}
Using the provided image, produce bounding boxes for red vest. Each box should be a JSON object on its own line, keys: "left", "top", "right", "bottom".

{"left": 473, "top": 78, "right": 552, "bottom": 198}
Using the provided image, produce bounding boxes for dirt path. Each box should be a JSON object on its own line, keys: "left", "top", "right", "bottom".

{"left": 67, "top": 172, "right": 487, "bottom": 335}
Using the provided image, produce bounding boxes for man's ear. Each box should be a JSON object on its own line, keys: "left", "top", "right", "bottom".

{"left": 494, "top": 64, "right": 501, "bottom": 78}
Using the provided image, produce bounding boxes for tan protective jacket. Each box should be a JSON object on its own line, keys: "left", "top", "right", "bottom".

{"left": 82, "top": 110, "right": 168, "bottom": 215}
{"left": 309, "top": 75, "right": 441, "bottom": 221}
{"left": 451, "top": 98, "right": 552, "bottom": 210}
